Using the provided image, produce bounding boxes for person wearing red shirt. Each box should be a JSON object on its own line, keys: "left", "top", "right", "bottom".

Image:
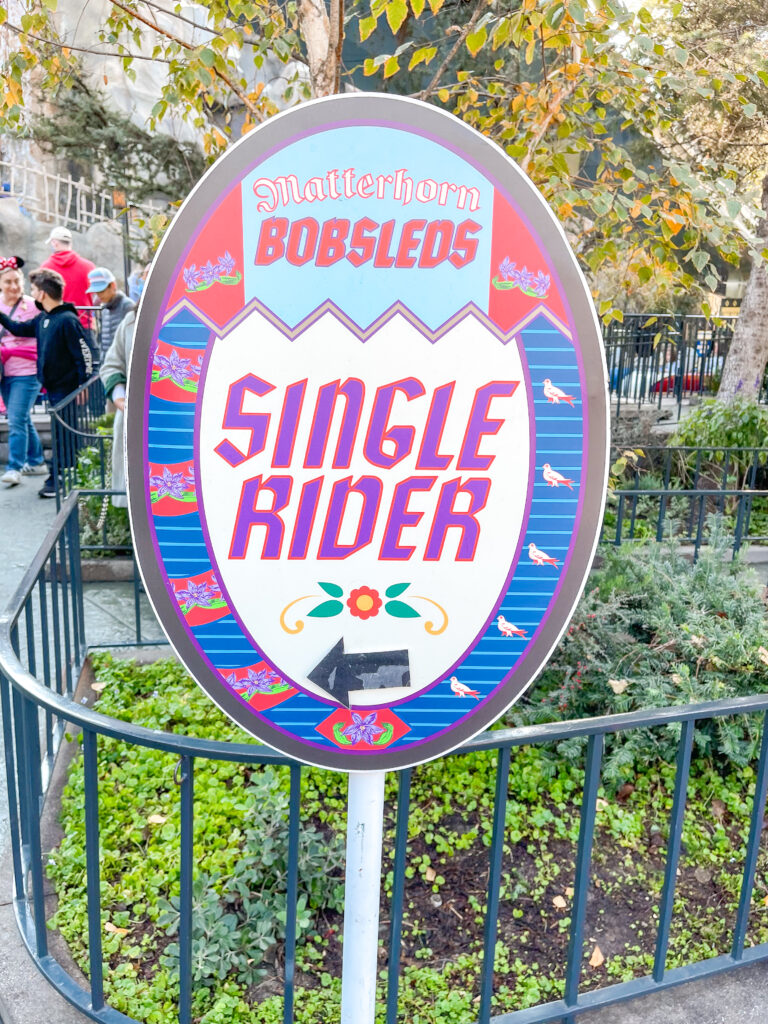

{"left": 40, "top": 226, "right": 95, "bottom": 328}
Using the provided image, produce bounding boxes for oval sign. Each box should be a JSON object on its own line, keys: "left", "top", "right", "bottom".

{"left": 127, "top": 94, "right": 608, "bottom": 771}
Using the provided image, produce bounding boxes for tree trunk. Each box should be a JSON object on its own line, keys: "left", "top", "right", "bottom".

{"left": 298, "top": 0, "right": 342, "bottom": 98}
{"left": 717, "top": 170, "right": 768, "bottom": 402}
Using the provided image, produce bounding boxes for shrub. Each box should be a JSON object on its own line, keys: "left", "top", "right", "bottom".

{"left": 513, "top": 526, "right": 768, "bottom": 781}
{"left": 670, "top": 397, "right": 768, "bottom": 485}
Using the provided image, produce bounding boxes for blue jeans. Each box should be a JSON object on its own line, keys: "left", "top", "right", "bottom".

{"left": 1, "top": 374, "right": 43, "bottom": 472}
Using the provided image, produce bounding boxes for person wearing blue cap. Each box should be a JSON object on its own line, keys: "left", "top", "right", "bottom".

{"left": 87, "top": 267, "right": 134, "bottom": 362}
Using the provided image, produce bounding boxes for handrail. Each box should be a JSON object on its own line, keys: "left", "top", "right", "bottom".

{"left": 2, "top": 494, "right": 768, "bottom": 761}
{"left": 4, "top": 492, "right": 768, "bottom": 1024}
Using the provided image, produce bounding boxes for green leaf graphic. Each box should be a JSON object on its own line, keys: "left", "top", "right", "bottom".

{"left": 385, "top": 582, "right": 411, "bottom": 598}
{"left": 385, "top": 600, "right": 420, "bottom": 618}
{"left": 318, "top": 582, "right": 344, "bottom": 597}
{"left": 307, "top": 600, "right": 343, "bottom": 618}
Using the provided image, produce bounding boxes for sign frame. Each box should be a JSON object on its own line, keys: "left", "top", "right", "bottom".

{"left": 127, "top": 93, "right": 609, "bottom": 772}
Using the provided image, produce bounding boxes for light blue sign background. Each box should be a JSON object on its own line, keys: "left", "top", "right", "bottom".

{"left": 241, "top": 125, "right": 494, "bottom": 330}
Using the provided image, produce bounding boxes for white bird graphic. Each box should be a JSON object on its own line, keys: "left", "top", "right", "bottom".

{"left": 542, "top": 463, "right": 575, "bottom": 490}
{"left": 450, "top": 676, "right": 481, "bottom": 699}
{"left": 528, "top": 542, "right": 560, "bottom": 568}
{"left": 543, "top": 379, "right": 576, "bottom": 407}
{"left": 497, "top": 615, "right": 527, "bottom": 638}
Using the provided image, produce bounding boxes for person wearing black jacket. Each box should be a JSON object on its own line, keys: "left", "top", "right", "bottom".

{"left": 0, "top": 267, "right": 93, "bottom": 497}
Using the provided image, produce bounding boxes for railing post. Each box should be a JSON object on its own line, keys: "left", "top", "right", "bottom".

{"left": 0, "top": 672, "right": 25, "bottom": 901}
{"left": 564, "top": 734, "right": 604, "bottom": 1012}
{"left": 83, "top": 728, "right": 104, "bottom": 1011}
{"left": 732, "top": 710, "right": 768, "bottom": 959}
{"left": 653, "top": 719, "right": 695, "bottom": 980}
{"left": 178, "top": 754, "right": 195, "bottom": 1024}
{"left": 21, "top": 695, "right": 47, "bottom": 959}
{"left": 478, "top": 746, "right": 511, "bottom": 1023}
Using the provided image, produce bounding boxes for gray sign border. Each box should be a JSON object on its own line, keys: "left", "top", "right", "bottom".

{"left": 127, "top": 93, "right": 609, "bottom": 772}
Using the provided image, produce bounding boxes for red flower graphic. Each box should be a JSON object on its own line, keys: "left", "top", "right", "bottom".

{"left": 347, "top": 586, "right": 382, "bottom": 620}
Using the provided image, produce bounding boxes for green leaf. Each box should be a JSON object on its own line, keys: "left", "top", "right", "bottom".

{"left": 307, "top": 600, "right": 344, "bottom": 618}
{"left": 385, "top": 583, "right": 411, "bottom": 597}
{"left": 359, "top": 16, "right": 377, "bottom": 41}
{"left": 567, "top": 0, "right": 585, "bottom": 24}
{"left": 409, "top": 45, "right": 437, "bottom": 70}
{"left": 318, "top": 582, "right": 344, "bottom": 597}
{"left": 466, "top": 26, "right": 487, "bottom": 58}
{"left": 386, "top": 0, "right": 408, "bottom": 33}
{"left": 385, "top": 600, "right": 420, "bottom": 618}
{"left": 410, "top": 0, "right": 426, "bottom": 14}
{"left": 383, "top": 55, "right": 400, "bottom": 78}
{"left": 363, "top": 57, "right": 377, "bottom": 76}
{"left": 673, "top": 45, "right": 688, "bottom": 66}
{"left": 690, "top": 250, "right": 709, "bottom": 272}
{"left": 199, "top": 48, "right": 216, "bottom": 68}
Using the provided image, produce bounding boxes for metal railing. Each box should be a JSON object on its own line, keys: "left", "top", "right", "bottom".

{"left": 607, "top": 445, "right": 768, "bottom": 556}
{"left": 49, "top": 381, "right": 108, "bottom": 501}
{"left": 603, "top": 314, "right": 740, "bottom": 418}
{"left": 2, "top": 494, "right": 768, "bottom": 1023}
{"left": 0, "top": 159, "right": 168, "bottom": 233}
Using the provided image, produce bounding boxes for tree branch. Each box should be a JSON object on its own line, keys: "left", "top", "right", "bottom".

{"left": 3, "top": 20, "right": 173, "bottom": 62}
{"left": 519, "top": 79, "right": 579, "bottom": 174}
{"left": 418, "top": 0, "right": 487, "bottom": 102}
{"left": 108, "top": 0, "right": 261, "bottom": 118}
{"left": 136, "top": 0, "right": 223, "bottom": 37}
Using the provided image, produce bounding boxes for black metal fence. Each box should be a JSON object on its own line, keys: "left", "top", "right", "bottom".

{"left": 607, "top": 445, "right": 768, "bottom": 556}
{"left": 49, "top": 380, "right": 768, "bottom": 563}
{"left": 2, "top": 496, "right": 768, "bottom": 1024}
{"left": 603, "top": 313, "right": 739, "bottom": 418}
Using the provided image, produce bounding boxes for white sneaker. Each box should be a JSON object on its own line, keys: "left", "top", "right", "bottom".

{"left": 22, "top": 463, "right": 49, "bottom": 476}
{"left": 1, "top": 469, "right": 22, "bottom": 486}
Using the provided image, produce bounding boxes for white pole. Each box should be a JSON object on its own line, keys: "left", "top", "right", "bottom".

{"left": 340, "top": 770, "right": 386, "bottom": 1024}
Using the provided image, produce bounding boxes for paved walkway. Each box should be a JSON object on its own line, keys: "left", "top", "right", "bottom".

{"left": 1, "top": 477, "right": 767, "bottom": 1021}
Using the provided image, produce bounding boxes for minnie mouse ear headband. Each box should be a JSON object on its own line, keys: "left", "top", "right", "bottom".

{"left": 0, "top": 256, "right": 25, "bottom": 272}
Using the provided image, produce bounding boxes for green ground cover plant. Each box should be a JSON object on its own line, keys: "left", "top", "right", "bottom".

{"left": 47, "top": 538, "right": 768, "bottom": 1023}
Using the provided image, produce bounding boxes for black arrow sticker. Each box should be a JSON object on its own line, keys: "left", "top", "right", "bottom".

{"left": 307, "top": 639, "right": 411, "bottom": 708}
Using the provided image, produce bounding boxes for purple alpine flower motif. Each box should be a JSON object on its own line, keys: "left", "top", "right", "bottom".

{"left": 532, "top": 271, "right": 550, "bottom": 297}
{"left": 185, "top": 466, "right": 196, "bottom": 489}
{"left": 200, "top": 260, "right": 218, "bottom": 286}
{"left": 155, "top": 349, "right": 193, "bottom": 387}
{"left": 217, "top": 251, "right": 236, "bottom": 277}
{"left": 498, "top": 257, "right": 515, "bottom": 281}
{"left": 342, "top": 712, "right": 383, "bottom": 745}
{"left": 183, "top": 264, "right": 199, "bottom": 289}
{"left": 175, "top": 579, "right": 220, "bottom": 609}
{"left": 515, "top": 266, "right": 535, "bottom": 291}
{"left": 149, "top": 467, "right": 187, "bottom": 500}
{"left": 236, "top": 668, "right": 277, "bottom": 698}
{"left": 190, "top": 354, "right": 203, "bottom": 378}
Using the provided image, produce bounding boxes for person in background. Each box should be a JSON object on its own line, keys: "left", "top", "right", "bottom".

{"left": 127, "top": 263, "right": 149, "bottom": 304}
{"left": 0, "top": 267, "right": 93, "bottom": 498}
{"left": 40, "top": 226, "right": 95, "bottom": 328}
{"left": 99, "top": 308, "right": 135, "bottom": 507}
{"left": 0, "top": 257, "right": 47, "bottom": 487}
{"left": 87, "top": 266, "right": 134, "bottom": 361}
